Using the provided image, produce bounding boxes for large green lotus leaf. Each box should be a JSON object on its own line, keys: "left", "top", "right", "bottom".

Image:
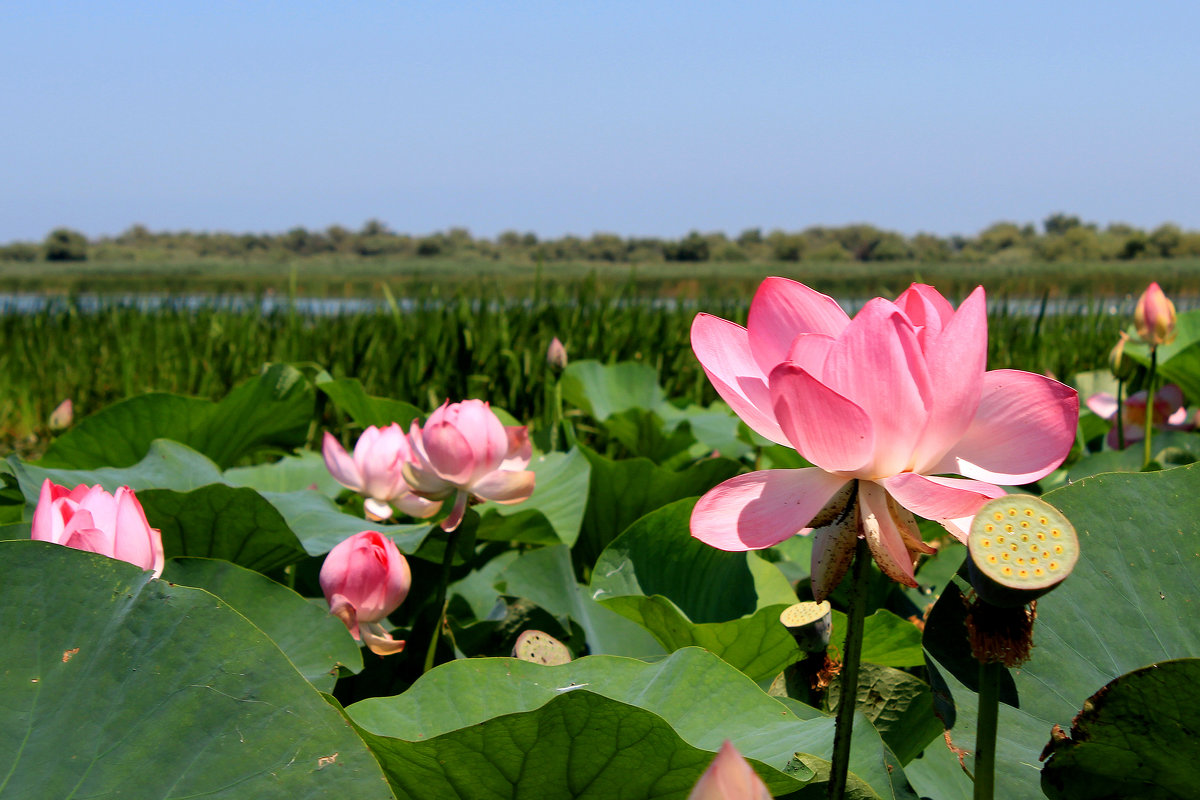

{"left": 561, "top": 359, "right": 667, "bottom": 421}
{"left": 588, "top": 498, "right": 799, "bottom": 682}
{"left": 315, "top": 376, "right": 424, "bottom": 430}
{"left": 830, "top": 609, "right": 926, "bottom": 669}
{"left": 39, "top": 364, "right": 314, "bottom": 469}
{"left": 1041, "top": 658, "right": 1200, "bottom": 799}
{"left": 259, "top": 489, "right": 432, "bottom": 556}
{"left": 225, "top": 449, "right": 344, "bottom": 497}
{"left": 475, "top": 448, "right": 591, "bottom": 547}
{"left": 574, "top": 445, "right": 742, "bottom": 569}
{"left": 496, "top": 543, "right": 665, "bottom": 658}
{"left": 139, "top": 484, "right": 308, "bottom": 572}
{"left": 0, "top": 540, "right": 394, "bottom": 800}
{"left": 164, "top": 557, "right": 363, "bottom": 691}
{"left": 346, "top": 647, "right": 915, "bottom": 799}
{"left": 923, "top": 465, "right": 1200, "bottom": 799}
{"left": 449, "top": 549, "right": 518, "bottom": 621}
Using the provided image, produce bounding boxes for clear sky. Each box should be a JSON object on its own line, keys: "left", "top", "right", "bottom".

{"left": 3, "top": 1, "right": 1198, "bottom": 243}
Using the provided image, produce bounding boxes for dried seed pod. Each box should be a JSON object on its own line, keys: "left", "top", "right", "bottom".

{"left": 779, "top": 600, "right": 833, "bottom": 652}
{"left": 512, "top": 630, "right": 572, "bottom": 665}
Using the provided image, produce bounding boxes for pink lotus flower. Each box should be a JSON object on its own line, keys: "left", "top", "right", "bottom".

{"left": 1086, "top": 384, "right": 1192, "bottom": 448}
{"left": 690, "top": 279, "right": 1078, "bottom": 599}
{"left": 323, "top": 425, "right": 440, "bottom": 521}
{"left": 31, "top": 479, "right": 164, "bottom": 578}
{"left": 688, "top": 741, "right": 772, "bottom": 800}
{"left": 1134, "top": 282, "right": 1177, "bottom": 347}
{"left": 404, "top": 400, "right": 536, "bottom": 532}
{"left": 320, "top": 530, "right": 412, "bottom": 656}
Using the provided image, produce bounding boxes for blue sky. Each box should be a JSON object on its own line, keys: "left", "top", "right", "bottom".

{"left": 3, "top": 2, "right": 1198, "bottom": 242}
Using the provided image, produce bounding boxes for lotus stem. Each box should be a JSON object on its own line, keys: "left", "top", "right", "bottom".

{"left": 827, "top": 535, "right": 870, "bottom": 800}
{"left": 973, "top": 660, "right": 1002, "bottom": 800}
{"left": 423, "top": 527, "right": 460, "bottom": 673}
{"left": 1143, "top": 348, "right": 1157, "bottom": 469}
{"left": 1115, "top": 381, "right": 1125, "bottom": 450}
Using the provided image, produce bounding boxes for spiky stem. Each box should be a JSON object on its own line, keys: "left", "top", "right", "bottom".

{"left": 827, "top": 535, "right": 870, "bottom": 800}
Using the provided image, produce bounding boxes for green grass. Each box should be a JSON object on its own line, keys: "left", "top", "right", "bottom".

{"left": 0, "top": 279, "right": 1126, "bottom": 460}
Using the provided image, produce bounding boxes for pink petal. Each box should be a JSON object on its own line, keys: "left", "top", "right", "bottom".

{"left": 423, "top": 421, "right": 477, "bottom": 485}
{"left": 895, "top": 283, "right": 956, "bottom": 347}
{"left": 687, "top": 740, "right": 772, "bottom": 800}
{"left": 502, "top": 426, "right": 533, "bottom": 469}
{"left": 769, "top": 364, "right": 875, "bottom": 473}
{"left": 785, "top": 332, "right": 835, "bottom": 376}
{"left": 911, "top": 287, "right": 987, "bottom": 472}
{"left": 30, "top": 479, "right": 58, "bottom": 542}
{"left": 391, "top": 491, "right": 442, "bottom": 519}
{"left": 690, "top": 469, "right": 850, "bottom": 551}
{"left": 746, "top": 277, "right": 850, "bottom": 375}
{"left": 360, "top": 622, "right": 407, "bottom": 656}
{"left": 1085, "top": 392, "right": 1118, "bottom": 420}
{"left": 112, "top": 486, "right": 163, "bottom": 577}
{"left": 819, "top": 299, "right": 931, "bottom": 477}
{"left": 323, "top": 432, "right": 364, "bottom": 491}
{"left": 691, "top": 313, "right": 788, "bottom": 445}
{"left": 932, "top": 369, "right": 1079, "bottom": 485}
{"left": 880, "top": 473, "right": 1005, "bottom": 543}
{"left": 441, "top": 490, "right": 470, "bottom": 532}
{"left": 470, "top": 469, "right": 536, "bottom": 504}
{"left": 364, "top": 497, "right": 395, "bottom": 521}
{"left": 857, "top": 481, "right": 918, "bottom": 588}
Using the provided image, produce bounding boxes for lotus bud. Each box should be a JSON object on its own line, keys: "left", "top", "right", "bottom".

{"left": 1134, "top": 282, "right": 1177, "bottom": 347}
{"left": 687, "top": 741, "right": 772, "bottom": 800}
{"left": 31, "top": 479, "right": 164, "bottom": 578}
{"left": 48, "top": 399, "right": 74, "bottom": 430}
{"left": 1107, "top": 332, "right": 1137, "bottom": 381}
{"left": 546, "top": 337, "right": 568, "bottom": 371}
{"left": 319, "top": 531, "right": 412, "bottom": 656}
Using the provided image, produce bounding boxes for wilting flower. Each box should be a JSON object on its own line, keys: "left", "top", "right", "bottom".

{"left": 1086, "top": 384, "right": 1192, "bottom": 448}
{"left": 404, "top": 400, "right": 536, "bottom": 531}
{"left": 690, "top": 279, "right": 1078, "bottom": 600}
{"left": 1134, "top": 282, "right": 1177, "bottom": 347}
{"left": 323, "top": 425, "right": 440, "bottom": 521}
{"left": 31, "top": 479, "right": 164, "bottom": 578}
{"left": 320, "top": 530, "right": 411, "bottom": 656}
{"left": 688, "top": 741, "right": 772, "bottom": 800}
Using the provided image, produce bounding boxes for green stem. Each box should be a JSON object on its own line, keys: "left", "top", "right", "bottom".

{"left": 974, "top": 660, "right": 1002, "bottom": 800}
{"left": 422, "top": 527, "right": 459, "bottom": 673}
{"left": 550, "top": 378, "right": 562, "bottom": 452}
{"left": 1143, "top": 348, "right": 1157, "bottom": 470}
{"left": 827, "top": 536, "right": 871, "bottom": 800}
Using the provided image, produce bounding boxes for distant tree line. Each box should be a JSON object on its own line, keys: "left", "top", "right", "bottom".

{"left": 4, "top": 213, "right": 1200, "bottom": 265}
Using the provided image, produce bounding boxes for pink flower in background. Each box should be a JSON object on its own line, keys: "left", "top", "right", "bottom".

{"left": 320, "top": 530, "right": 412, "bottom": 656}
{"left": 31, "top": 479, "right": 164, "bottom": 578}
{"left": 404, "top": 400, "right": 536, "bottom": 531}
{"left": 690, "top": 279, "right": 1078, "bottom": 600}
{"left": 48, "top": 398, "right": 74, "bottom": 430}
{"left": 323, "top": 425, "right": 440, "bottom": 521}
{"left": 1134, "top": 281, "right": 1177, "bottom": 347}
{"left": 1086, "top": 384, "right": 1192, "bottom": 448}
{"left": 687, "top": 741, "right": 772, "bottom": 800}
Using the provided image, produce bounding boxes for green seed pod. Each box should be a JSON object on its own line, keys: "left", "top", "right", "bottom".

{"left": 779, "top": 601, "right": 833, "bottom": 652}
{"left": 512, "top": 630, "right": 572, "bottom": 665}
{"left": 967, "top": 495, "right": 1079, "bottom": 608}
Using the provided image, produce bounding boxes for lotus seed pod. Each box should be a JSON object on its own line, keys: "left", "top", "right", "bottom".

{"left": 779, "top": 601, "right": 833, "bottom": 652}
{"left": 967, "top": 495, "right": 1079, "bottom": 608}
{"left": 512, "top": 630, "right": 572, "bottom": 665}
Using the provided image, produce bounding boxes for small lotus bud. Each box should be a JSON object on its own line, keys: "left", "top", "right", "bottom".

{"left": 1107, "top": 332, "right": 1137, "bottom": 381}
{"left": 687, "top": 741, "right": 772, "bottom": 800}
{"left": 48, "top": 399, "right": 74, "bottom": 430}
{"left": 1134, "top": 282, "right": 1177, "bottom": 347}
{"left": 546, "top": 337, "right": 568, "bottom": 371}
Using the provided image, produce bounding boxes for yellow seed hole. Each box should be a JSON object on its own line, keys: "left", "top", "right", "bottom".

{"left": 1008, "top": 508, "right": 1018, "bottom": 516}
{"left": 1016, "top": 557, "right": 1025, "bottom": 565}
{"left": 1049, "top": 562, "right": 1059, "bottom": 570}
{"left": 1002, "top": 566, "right": 1013, "bottom": 576}
{"left": 1024, "top": 509, "right": 1035, "bottom": 516}
{"left": 1039, "top": 517, "right": 1048, "bottom": 525}
{"left": 1054, "top": 545, "right": 1064, "bottom": 554}
{"left": 1036, "top": 532, "right": 1046, "bottom": 540}
{"left": 1034, "top": 568, "right": 1045, "bottom": 577}
{"left": 1001, "top": 552, "right": 1010, "bottom": 561}
{"left": 1020, "top": 521, "right": 1030, "bottom": 528}
{"left": 1005, "top": 524, "right": 1015, "bottom": 532}
{"left": 993, "top": 511, "right": 1004, "bottom": 521}
{"left": 987, "top": 555, "right": 998, "bottom": 564}
{"left": 1029, "top": 557, "right": 1039, "bottom": 564}
{"left": 1010, "top": 544, "right": 1019, "bottom": 551}
{"left": 1051, "top": 529, "right": 1062, "bottom": 538}
{"left": 984, "top": 523, "right": 995, "bottom": 533}
{"left": 1021, "top": 534, "right": 1030, "bottom": 542}
{"left": 996, "top": 535, "right": 1005, "bottom": 543}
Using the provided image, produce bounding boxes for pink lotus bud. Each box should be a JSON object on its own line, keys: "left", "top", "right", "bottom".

{"left": 31, "top": 479, "right": 164, "bottom": 578}
{"left": 48, "top": 399, "right": 74, "bottom": 430}
{"left": 688, "top": 741, "right": 772, "bottom": 800}
{"left": 1135, "top": 282, "right": 1177, "bottom": 347}
{"left": 322, "top": 425, "right": 440, "bottom": 521}
{"left": 1107, "top": 332, "right": 1137, "bottom": 381}
{"left": 319, "top": 530, "right": 411, "bottom": 656}
{"left": 405, "top": 400, "right": 536, "bottom": 531}
{"left": 546, "top": 337, "right": 568, "bottom": 370}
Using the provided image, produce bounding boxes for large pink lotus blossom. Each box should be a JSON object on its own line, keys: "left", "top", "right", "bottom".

{"left": 320, "top": 530, "right": 412, "bottom": 656}
{"left": 31, "top": 479, "right": 164, "bottom": 578}
{"left": 403, "top": 400, "right": 536, "bottom": 531}
{"left": 690, "top": 279, "right": 1078, "bottom": 600}
{"left": 323, "top": 425, "right": 440, "bottom": 521}
{"left": 1086, "top": 384, "right": 1192, "bottom": 449}
{"left": 687, "top": 741, "right": 772, "bottom": 800}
